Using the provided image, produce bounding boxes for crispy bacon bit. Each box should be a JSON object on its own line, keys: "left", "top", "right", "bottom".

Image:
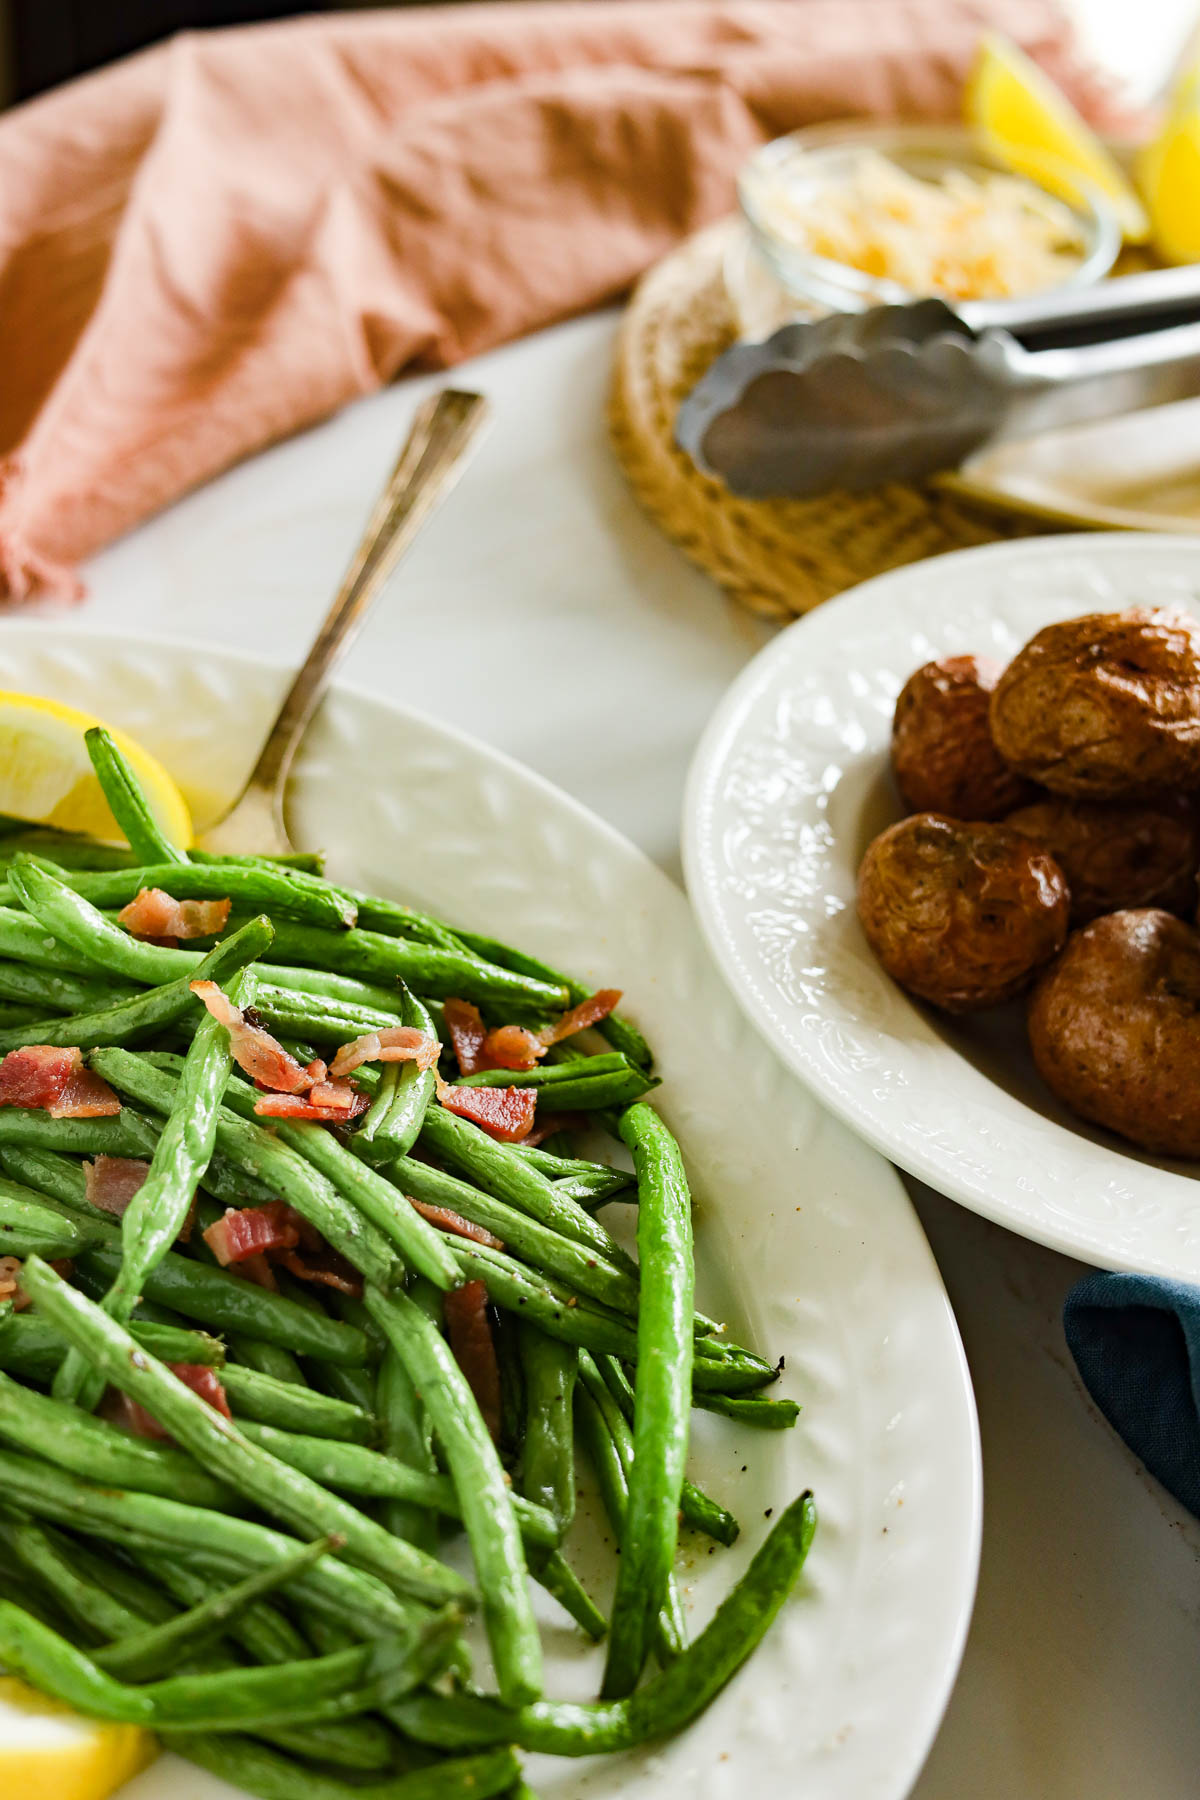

{"left": 275, "top": 1247, "right": 362, "bottom": 1297}
{"left": 0, "top": 1255, "right": 28, "bottom": 1312}
{"left": 253, "top": 1082, "right": 369, "bottom": 1123}
{"left": 84, "top": 1156, "right": 197, "bottom": 1241}
{"left": 0, "top": 1046, "right": 122, "bottom": 1119}
{"left": 444, "top": 998, "right": 490, "bottom": 1075}
{"left": 111, "top": 1363, "right": 232, "bottom": 1442}
{"left": 437, "top": 1082, "right": 537, "bottom": 1143}
{"left": 444, "top": 1280, "right": 502, "bottom": 1442}
{"left": 328, "top": 1028, "right": 440, "bottom": 1081}
{"left": 237, "top": 1252, "right": 279, "bottom": 1291}
{"left": 446, "top": 989, "right": 623, "bottom": 1077}
{"left": 203, "top": 1201, "right": 301, "bottom": 1267}
{"left": 408, "top": 1199, "right": 505, "bottom": 1251}
{"left": 190, "top": 982, "right": 312, "bottom": 1095}
{"left": 118, "top": 888, "right": 232, "bottom": 942}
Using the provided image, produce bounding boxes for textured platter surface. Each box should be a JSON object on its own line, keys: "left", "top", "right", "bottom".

{"left": 0, "top": 626, "right": 979, "bottom": 1800}
{"left": 685, "top": 533, "right": 1200, "bottom": 1280}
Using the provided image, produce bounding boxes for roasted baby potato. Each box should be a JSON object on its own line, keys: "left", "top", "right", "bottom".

{"left": 857, "top": 812, "right": 1069, "bottom": 1012}
{"left": 891, "top": 654, "right": 1033, "bottom": 819}
{"left": 989, "top": 608, "right": 1200, "bottom": 799}
{"left": 1028, "top": 908, "right": 1200, "bottom": 1156}
{"left": 1005, "top": 794, "right": 1200, "bottom": 924}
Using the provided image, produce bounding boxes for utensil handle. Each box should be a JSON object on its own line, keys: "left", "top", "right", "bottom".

{"left": 963, "top": 265, "right": 1200, "bottom": 342}
{"left": 1007, "top": 318, "right": 1200, "bottom": 438}
{"left": 242, "top": 388, "right": 490, "bottom": 800}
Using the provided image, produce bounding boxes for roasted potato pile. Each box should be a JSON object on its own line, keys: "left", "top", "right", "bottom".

{"left": 859, "top": 609, "right": 1200, "bottom": 1157}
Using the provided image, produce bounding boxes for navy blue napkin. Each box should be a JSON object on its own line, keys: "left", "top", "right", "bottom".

{"left": 1064, "top": 1271, "right": 1200, "bottom": 1518}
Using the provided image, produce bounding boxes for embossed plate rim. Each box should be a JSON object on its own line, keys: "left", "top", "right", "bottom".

{"left": 684, "top": 531, "right": 1200, "bottom": 1279}
{"left": 0, "top": 625, "right": 979, "bottom": 1800}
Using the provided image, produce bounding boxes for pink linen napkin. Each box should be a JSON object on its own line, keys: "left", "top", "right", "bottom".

{"left": 0, "top": 1, "right": 1124, "bottom": 601}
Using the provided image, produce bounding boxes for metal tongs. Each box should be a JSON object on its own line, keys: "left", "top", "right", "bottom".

{"left": 676, "top": 265, "right": 1200, "bottom": 497}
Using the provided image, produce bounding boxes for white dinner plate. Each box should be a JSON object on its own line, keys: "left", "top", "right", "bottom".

{"left": 684, "top": 533, "right": 1200, "bottom": 1281}
{"left": 0, "top": 626, "right": 977, "bottom": 1800}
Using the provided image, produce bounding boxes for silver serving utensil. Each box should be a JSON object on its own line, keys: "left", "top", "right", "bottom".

{"left": 200, "top": 388, "right": 489, "bottom": 856}
{"left": 676, "top": 266, "right": 1200, "bottom": 498}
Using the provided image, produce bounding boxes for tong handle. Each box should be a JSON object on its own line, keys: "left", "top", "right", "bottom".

{"left": 963, "top": 265, "right": 1200, "bottom": 345}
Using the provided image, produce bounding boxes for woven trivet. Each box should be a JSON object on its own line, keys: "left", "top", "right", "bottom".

{"left": 608, "top": 219, "right": 1049, "bottom": 624}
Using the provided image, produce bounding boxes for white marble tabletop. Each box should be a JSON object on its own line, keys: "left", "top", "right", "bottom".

{"left": 23, "top": 305, "right": 1194, "bottom": 1797}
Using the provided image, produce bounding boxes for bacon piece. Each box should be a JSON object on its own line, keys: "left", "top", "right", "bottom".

{"left": 444, "top": 1280, "right": 502, "bottom": 1442}
{"left": 444, "top": 998, "right": 489, "bottom": 1076}
{"left": 237, "top": 1252, "right": 279, "bottom": 1292}
{"left": 275, "top": 1247, "right": 362, "bottom": 1297}
{"left": 436, "top": 1082, "right": 537, "bottom": 1143}
{"left": 479, "top": 1024, "right": 543, "bottom": 1071}
{"left": 111, "top": 1363, "right": 232, "bottom": 1442}
{"left": 0, "top": 1045, "right": 121, "bottom": 1118}
{"left": 118, "top": 887, "right": 232, "bottom": 942}
{"left": 189, "top": 981, "right": 313, "bottom": 1094}
{"left": 328, "top": 1027, "right": 440, "bottom": 1081}
{"left": 84, "top": 1156, "right": 197, "bottom": 1241}
{"left": 203, "top": 1200, "right": 301, "bottom": 1267}
{"left": 0, "top": 1255, "right": 28, "bottom": 1312}
{"left": 254, "top": 1083, "right": 369, "bottom": 1123}
{"left": 541, "top": 988, "right": 622, "bottom": 1046}
{"left": 408, "top": 1199, "right": 505, "bottom": 1251}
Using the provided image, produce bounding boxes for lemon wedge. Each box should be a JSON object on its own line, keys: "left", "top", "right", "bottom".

{"left": 1137, "top": 40, "right": 1200, "bottom": 263}
{"left": 965, "top": 31, "right": 1150, "bottom": 244}
{"left": 0, "top": 693, "right": 191, "bottom": 847}
{"left": 0, "top": 1675, "right": 156, "bottom": 1799}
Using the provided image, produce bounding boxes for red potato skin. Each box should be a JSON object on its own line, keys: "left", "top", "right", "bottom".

{"left": 857, "top": 813, "right": 1070, "bottom": 1013}
{"left": 989, "top": 608, "right": 1200, "bottom": 799}
{"left": 1005, "top": 794, "right": 1200, "bottom": 924}
{"left": 1028, "top": 909, "right": 1200, "bottom": 1157}
{"left": 892, "top": 654, "right": 1034, "bottom": 819}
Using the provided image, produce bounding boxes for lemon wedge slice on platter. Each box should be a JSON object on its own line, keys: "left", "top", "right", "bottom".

{"left": 965, "top": 31, "right": 1150, "bottom": 243}
{"left": 0, "top": 693, "right": 191, "bottom": 847}
{"left": 0, "top": 1675, "right": 156, "bottom": 1799}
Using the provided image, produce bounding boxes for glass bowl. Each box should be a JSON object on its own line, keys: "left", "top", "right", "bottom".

{"left": 737, "top": 122, "right": 1121, "bottom": 318}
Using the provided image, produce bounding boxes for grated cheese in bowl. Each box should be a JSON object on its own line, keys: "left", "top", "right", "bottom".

{"left": 744, "top": 145, "right": 1095, "bottom": 305}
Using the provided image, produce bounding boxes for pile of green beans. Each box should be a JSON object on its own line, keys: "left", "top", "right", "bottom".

{"left": 0, "top": 731, "right": 815, "bottom": 1799}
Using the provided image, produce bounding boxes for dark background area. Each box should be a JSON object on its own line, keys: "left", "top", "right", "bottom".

{"left": 8, "top": 0, "right": 334, "bottom": 101}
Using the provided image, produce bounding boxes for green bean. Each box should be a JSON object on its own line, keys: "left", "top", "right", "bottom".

{"left": 365, "top": 1281, "right": 542, "bottom": 1707}
{"left": 0, "top": 914, "right": 274, "bottom": 1057}
{"left": 136, "top": 1550, "right": 397, "bottom": 1773}
{"left": 353, "top": 986, "right": 438, "bottom": 1165}
{"left": 255, "top": 919, "right": 568, "bottom": 1010}
{"left": 221, "top": 1364, "right": 375, "bottom": 1443}
{"left": 499, "top": 1069, "right": 657, "bottom": 1113}
{"left": 533, "top": 1551, "right": 606, "bottom": 1642}
{"left": 0, "top": 1308, "right": 223, "bottom": 1384}
{"left": 23, "top": 1259, "right": 470, "bottom": 1608}
{"left": 0, "top": 1368, "right": 234, "bottom": 1506}
{"left": 250, "top": 987, "right": 400, "bottom": 1044}
{"left": 56, "top": 968, "right": 255, "bottom": 1410}
{"left": 0, "top": 1445, "right": 421, "bottom": 1638}
{"left": 84, "top": 726, "right": 188, "bottom": 865}
{"left": 390, "top": 1156, "right": 639, "bottom": 1313}
{"left": 509, "top": 1144, "right": 635, "bottom": 1205}
{"left": 190, "top": 849, "right": 327, "bottom": 876}
{"left": 48, "top": 860, "right": 356, "bottom": 931}
{"left": 90, "top": 1049, "right": 405, "bottom": 1292}
{"left": 0, "top": 1185, "right": 104, "bottom": 1257}
{"left": 76, "top": 1242, "right": 369, "bottom": 1363}
{"left": 456, "top": 1053, "right": 626, "bottom": 1090}
{"left": 0, "top": 1108, "right": 159, "bottom": 1158}
{"left": 229, "top": 1335, "right": 307, "bottom": 1385}
{"left": 0, "top": 959, "right": 138, "bottom": 1013}
{"left": 215, "top": 1070, "right": 457, "bottom": 1290}
{"left": 235, "top": 1419, "right": 557, "bottom": 1550}
{"left": 416, "top": 1107, "right": 631, "bottom": 1268}
{"left": 390, "top": 1490, "right": 817, "bottom": 1756}
{"left": 454, "top": 930, "right": 653, "bottom": 1070}
{"left": 597, "top": 1356, "right": 740, "bottom": 1546}
{"left": 67, "top": 1537, "right": 180, "bottom": 1626}
{"left": 0, "top": 1600, "right": 457, "bottom": 1730}
{"left": 377, "top": 1344, "right": 437, "bottom": 1552}
{"left": 575, "top": 1360, "right": 686, "bottom": 1665}
{"left": 0, "top": 831, "right": 143, "bottom": 870}
{"left": 168, "top": 1736, "right": 521, "bottom": 1800}
{"left": 602, "top": 1105, "right": 695, "bottom": 1698}
{"left": 254, "top": 965, "right": 408, "bottom": 1015}
{"left": 0, "top": 906, "right": 126, "bottom": 976}
{"left": 0, "top": 1000, "right": 46, "bottom": 1027}
{"left": 0, "top": 1512, "right": 147, "bottom": 1644}
{"left": 517, "top": 1324, "right": 577, "bottom": 1533}
{"left": 695, "top": 1391, "right": 801, "bottom": 1430}
{"left": 96, "top": 1538, "right": 336, "bottom": 1681}
{"left": 7, "top": 855, "right": 209, "bottom": 983}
